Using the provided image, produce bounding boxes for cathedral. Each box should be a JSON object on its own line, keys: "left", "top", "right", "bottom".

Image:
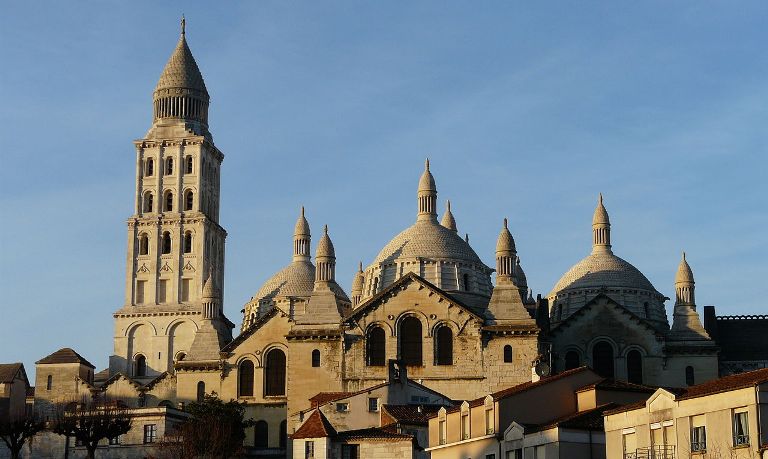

{"left": 23, "top": 22, "right": 736, "bottom": 458}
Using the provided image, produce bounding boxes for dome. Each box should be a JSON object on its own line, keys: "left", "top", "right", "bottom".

{"left": 316, "top": 225, "right": 335, "bottom": 258}
{"left": 418, "top": 159, "right": 436, "bottom": 192}
{"left": 351, "top": 263, "right": 364, "bottom": 293}
{"left": 592, "top": 193, "right": 610, "bottom": 225}
{"left": 675, "top": 252, "right": 694, "bottom": 284}
{"left": 496, "top": 218, "right": 516, "bottom": 253}
{"left": 549, "top": 251, "right": 658, "bottom": 296}
{"left": 254, "top": 261, "right": 315, "bottom": 300}
{"left": 372, "top": 219, "right": 484, "bottom": 265}
{"left": 441, "top": 200, "right": 457, "bottom": 232}
{"left": 295, "top": 207, "right": 310, "bottom": 237}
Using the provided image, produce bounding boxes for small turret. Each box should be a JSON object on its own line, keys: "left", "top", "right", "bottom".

{"left": 298, "top": 226, "right": 349, "bottom": 325}
{"left": 201, "top": 272, "right": 220, "bottom": 319}
{"left": 495, "top": 218, "right": 517, "bottom": 283}
{"left": 675, "top": 251, "right": 695, "bottom": 305}
{"left": 351, "top": 262, "right": 364, "bottom": 308}
{"left": 315, "top": 225, "right": 336, "bottom": 283}
{"left": 417, "top": 159, "right": 437, "bottom": 221}
{"left": 670, "top": 252, "right": 710, "bottom": 340}
{"left": 293, "top": 206, "right": 311, "bottom": 262}
{"left": 441, "top": 200, "right": 457, "bottom": 232}
{"left": 592, "top": 193, "right": 612, "bottom": 253}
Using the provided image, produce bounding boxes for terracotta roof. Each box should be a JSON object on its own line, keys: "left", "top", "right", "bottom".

{"left": 0, "top": 363, "right": 24, "bottom": 383}
{"left": 309, "top": 392, "right": 354, "bottom": 408}
{"left": 382, "top": 404, "right": 443, "bottom": 426}
{"left": 576, "top": 378, "right": 658, "bottom": 394}
{"left": 678, "top": 368, "right": 768, "bottom": 400}
{"left": 291, "top": 410, "right": 337, "bottom": 439}
{"left": 36, "top": 348, "right": 95, "bottom": 368}
{"left": 603, "top": 400, "right": 647, "bottom": 416}
{"left": 527, "top": 404, "right": 616, "bottom": 433}
{"left": 335, "top": 425, "right": 414, "bottom": 441}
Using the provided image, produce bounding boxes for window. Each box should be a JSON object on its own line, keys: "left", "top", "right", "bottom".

{"left": 435, "top": 325, "right": 453, "bottom": 365}
{"left": 162, "top": 232, "right": 172, "bottom": 254}
{"left": 733, "top": 411, "right": 749, "bottom": 446}
{"left": 336, "top": 402, "right": 349, "bottom": 412}
{"left": 158, "top": 279, "right": 168, "bottom": 304}
{"left": 463, "top": 273, "right": 470, "bottom": 291}
{"left": 485, "top": 408, "right": 494, "bottom": 434}
{"left": 312, "top": 349, "right": 320, "bottom": 367}
{"left": 139, "top": 234, "right": 149, "bottom": 255}
{"left": 185, "top": 156, "right": 193, "bottom": 174}
{"left": 366, "top": 326, "right": 386, "bottom": 366}
{"left": 279, "top": 420, "right": 287, "bottom": 448}
{"left": 368, "top": 397, "right": 379, "bottom": 412}
{"left": 175, "top": 352, "right": 186, "bottom": 362}
{"left": 486, "top": 455, "right": 496, "bottom": 459}
{"left": 165, "top": 157, "right": 173, "bottom": 175}
{"left": 136, "top": 280, "right": 146, "bottom": 304}
{"left": 264, "top": 348, "right": 286, "bottom": 396}
{"left": 691, "top": 415, "right": 706, "bottom": 452}
{"left": 183, "top": 232, "right": 193, "bottom": 253}
{"left": 592, "top": 341, "right": 614, "bottom": 378}
{"left": 185, "top": 190, "right": 194, "bottom": 211}
{"left": 254, "top": 420, "right": 268, "bottom": 448}
{"left": 143, "top": 424, "right": 157, "bottom": 444}
{"left": 108, "top": 435, "right": 120, "bottom": 445}
{"left": 239, "top": 360, "right": 254, "bottom": 397}
{"left": 135, "top": 354, "right": 147, "bottom": 377}
{"left": 439, "top": 420, "right": 446, "bottom": 444}
{"left": 400, "top": 317, "right": 423, "bottom": 366}
{"left": 686, "top": 366, "right": 695, "bottom": 386}
{"left": 145, "top": 158, "right": 154, "bottom": 177}
{"left": 622, "top": 431, "right": 637, "bottom": 458}
{"left": 341, "top": 444, "right": 359, "bottom": 459}
{"left": 305, "top": 440, "right": 314, "bottom": 459}
{"left": 461, "top": 413, "right": 470, "bottom": 439}
{"left": 626, "top": 350, "right": 643, "bottom": 384}
{"left": 372, "top": 277, "right": 379, "bottom": 294}
{"left": 643, "top": 302, "right": 650, "bottom": 318}
{"left": 503, "top": 345, "right": 513, "bottom": 363}
{"left": 181, "top": 278, "right": 190, "bottom": 302}
{"left": 143, "top": 192, "right": 154, "bottom": 212}
{"left": 564, "top": 350, "right": 580, "bottom": 370}
{"left": 46, "top": 375, "right": 52, "bottom": 390}
{"left": 165, "top": 192, "right": 173, "bottom": 212}
{"left": 196, "top": 381, "right": 205, "bottom": 402}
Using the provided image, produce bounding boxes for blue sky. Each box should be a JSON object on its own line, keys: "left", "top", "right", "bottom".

{"left": 1, "top": 2, "right": 766, "bottom": 379}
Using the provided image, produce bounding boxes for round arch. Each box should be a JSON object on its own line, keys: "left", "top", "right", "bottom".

{"left": 395, "top": 311, "right": 429, "bottom": 337}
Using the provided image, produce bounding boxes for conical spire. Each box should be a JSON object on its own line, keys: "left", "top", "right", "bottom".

{"left": 670, "top": 252, "right": 710, "bottom": 340}
{"left": 202, "top": 271, "right": 218, "bottom": 300}
{"left": 315, "top": 225, "right": 336, "bottom": 282}
{"left": 293, "top": 207, "right": 311, "bottom": 262}
{"left": 316, "top": 225, "right": 336, "bottom": 259}
{"left": 441, "top": 200, "right": 457, "bottom": 232}
{"left": 675, "top": 251, "right": 695, "bottom": 305}
{"left": 351, "top": 262, "right": 365, "bottom": 308}
{"left": 417, "top": 159, "right": 437, "bottom": 221}
{"left": 149, "top": 16, "right": 210, "bottom": 139}
{"left": 675, "top": 251, "right": 695, "bottom": 285}
{"left": 495, "top": 218, "right": 517, "bottom": 282}
{"left": 592, "top": 193, "right": 612, "bottom": 253}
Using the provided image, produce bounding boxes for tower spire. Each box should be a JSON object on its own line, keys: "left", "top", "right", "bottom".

{"left": 417, "top": 158, "right": 437, "bottom": 221}
{"left": 592, "top": 193, "right": 612, "bottom": 253}
{"left": 441, "top": 200, "right": 457, "bottom": 232}
{"left": 293, "top": 206, "right": 311, "bottom": 262}
{"left": 495, "top": 217, "right": 517, "bottom": 282}
{"left": 181, "top": 14, "right": 186, "bottom": 36}
{"left": 670, "top": 251, "right": 710, "bottom": 340}
{"left": 315, "top": 225, "right": 336, "bottom": 283}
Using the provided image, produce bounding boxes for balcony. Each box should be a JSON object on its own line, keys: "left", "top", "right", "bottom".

{"left": 625, "top": 445, "right": 675, "bottom": 459}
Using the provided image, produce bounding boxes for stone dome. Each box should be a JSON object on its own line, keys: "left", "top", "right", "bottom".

{"left": 549, "top": 251, "right": 657, "bottom": 296}
{"left": 675, "top": 252, "right": 694, "bottom": 284}
{"left": 373, "top": 219, "right": 484, "bottom": 266}
{"left": 254, "top": 261, "right": 315, "bottom": 300}
{"left": 154, "top": 31, "right": 208, "bottom": 96}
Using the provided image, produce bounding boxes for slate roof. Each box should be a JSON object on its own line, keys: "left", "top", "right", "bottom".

{"left": 0, "top": 363, "right": 24, "bottom": 384}
{"left": 36, "top": 348, "right": 95, "bottom": 368}
{"left": 291, "top": 410, "right": 337, "bottom": 439}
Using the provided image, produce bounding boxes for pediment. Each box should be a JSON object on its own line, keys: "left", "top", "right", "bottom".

{"left": 221, "top": 306, "right": 291, "bottom": 354}
{"left": 550, "top": 293, "right": 663, "bottom": 338}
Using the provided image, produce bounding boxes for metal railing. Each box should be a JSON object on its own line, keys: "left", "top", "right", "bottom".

{"left": 625, "top": 445, "right": 675, "bottom": 459}
{"left": 734, "top": 434, "right": 750, "bottom": 446}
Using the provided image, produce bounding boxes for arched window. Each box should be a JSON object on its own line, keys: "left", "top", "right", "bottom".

{"left": 503, "top": 345, "right": 513, "bottom": 363}
{"left": 311, "top": 349, "right": 320, "bottom": 367}
{"left": 686, "top": 366, "right": 695, "bottom": 386}
{"left": 643, "top": 302, "right": 650, "bottom": 318}
{"left": 264, "top": 349, "right": 286, "bottom": 396}
{"left": 143, "top": 192, "right": 154, "bottom": 212}
{"left": 183, "top": 232, "right": 193, "bottom": 254}
{"left": 145, "top": 158, "right": 154, "bottom": 176}
{"left": 175, "top": 352, "right": 186, "bottom": 362}
{"left": 463, "top": 273, "right": 470, "bottom": 291}
{"left": 184, "top": 190, "right": 194, "bottom": 211}
{"left": 165, "top": 157, "right": 173, "bottom": 175}
{"left": 165, "top": 192, "right": 173, "bottom": 212}
{"left": 366, "top": 326, "right": 386, "bottom": 366}
{"left": 279, "top": 420, "right": 287, "bottom": 448}
{"left": 592, "top": 341, "right": 614, "bottom": 378}
{"left": 435, "top": 325, "right": 453, "bottom": 365}
{"left": 196, "top": 381, "right": 205, "bottom": 403}
{"left": 400, "top": 317, "right": 423, "bottom": 366}
{"left": 372, "top": 277, "right": 379, "bottom": 294}
{"left": 185, "top": 156, "right": 193, "bottom": 174}
{"left": 254, "top": 420, "right": 268, "bottom": 448}
{"left": 162, "top": 232, "right": 172, "bottom": 254}
{"left": 46, "top": 375, "right": 52, "bottom": 390}
{"left": 627, "top": 350, "right": 643, "bottom": 384}
{"left": 139, "top": 234, "right": 149, "bottom": 255}
{"left": 565, "top": 350, "right": 580, "bottom": 370}
{"left": 239, "top": 360, "right": 254, "bottom": 397}
{"left": 135, "top": 354, "right": 147, "bottom": 377}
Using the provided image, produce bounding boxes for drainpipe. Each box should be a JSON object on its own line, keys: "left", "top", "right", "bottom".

{"left": 756, "top": 384, "right": 762, "bottom": 457}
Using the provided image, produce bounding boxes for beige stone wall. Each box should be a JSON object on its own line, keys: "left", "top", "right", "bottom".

{"left": 330, "top": 438, "right": 415, "bottom": 459}
{"left": 287, "top": 336, "right": 344, "bottom": 425}
{"left": 34, "top": 363, "right": 94, "bottom": 416}
{"left": 292, "top": 437, "right": 328, "bottom": 459}
{"left": 429, "top": 436, "right": 497, "bottom": 459}
{"left": 243, "top": 403, "right": 286, "bottom": 449}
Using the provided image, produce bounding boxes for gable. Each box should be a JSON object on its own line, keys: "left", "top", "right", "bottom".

{"left": 221, "top": 306, "right": 291, "bottom": 357}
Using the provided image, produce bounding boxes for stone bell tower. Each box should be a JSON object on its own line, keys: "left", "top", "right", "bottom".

{"left": 110, "top": 18, "right": 233, "bottom": 379}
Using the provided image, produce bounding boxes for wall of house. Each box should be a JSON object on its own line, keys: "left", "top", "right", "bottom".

{"left": 429, "top": 436, "right": 498, "bottom": 459}
{"left": 292, "top": 437, "right": 328, "bottom": 459}
{"left": 330, "top": 438, "right": 415, "bottom": 459}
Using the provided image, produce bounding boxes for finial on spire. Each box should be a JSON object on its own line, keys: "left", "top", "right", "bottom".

{"left": 425, "top": 158, "right": 430, "bottom": 171}
{"left": 446, "top": 200, "right": 451, "bottom": 211}
{"left": 503, "top": 217, "right": 508, "bottom": 229}
{"left": 598, "top": 192, "right": 603, "bottom": 204}
{"left": 301, "top": 205, "right": 305, "bottom": 217}
{"left": 358, "top": 261, "right": 363, "bottom": 272}
{"left": 323, "top": 224, "right": 328, "bottom": 234}
{"left": 465, "top": 233, "right": 470, "bottom": 243}
{"left": 682, "top": 251, "right": 686, "bottom": 261}
{"left": 181, "top": 15, "right": 186, "bottom": 36}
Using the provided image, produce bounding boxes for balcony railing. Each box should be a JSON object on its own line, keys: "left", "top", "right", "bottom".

{"left": 625, "top": 445, "right": 675, "bottom": 459}
{"left": 734, "top": 434, "right": 749, "bottom": 446}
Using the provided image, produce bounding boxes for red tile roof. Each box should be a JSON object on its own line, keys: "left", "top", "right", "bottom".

{"left": 36, "top": 348, "right": 95, "bottom": 368}
{"left": 678, "top": 368, "right": 768, "bottom": 400}
{"left": 335, "top": 425, "right": 414, "bottom": 441}
{"left": 309, "top": 391, "right": 355, "bottom": 408}
{"left": 291, "top": 409, "right": 337, "bottom": 439}
{"left": 382, "top": 404, "right": 444, "bottom": 426}
{"left": 527, "top": 403, "right": 617, "bottom": 433}
{"left": 576, "top": 378, "right": 658, "bottom": 394}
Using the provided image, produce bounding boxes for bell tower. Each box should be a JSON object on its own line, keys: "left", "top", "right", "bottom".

{"left": 110, "top": 19, "right": 233, "bottom": 379}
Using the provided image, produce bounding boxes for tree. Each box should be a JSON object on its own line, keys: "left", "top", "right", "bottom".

{"left": 51, "top": 398, "right": 132, "bottom": 459}
{"left": 0, "top": 407, "right": 45, "bottom": 459}
{"left": 158, "top": 393, "right": 253, "bottom": 459}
